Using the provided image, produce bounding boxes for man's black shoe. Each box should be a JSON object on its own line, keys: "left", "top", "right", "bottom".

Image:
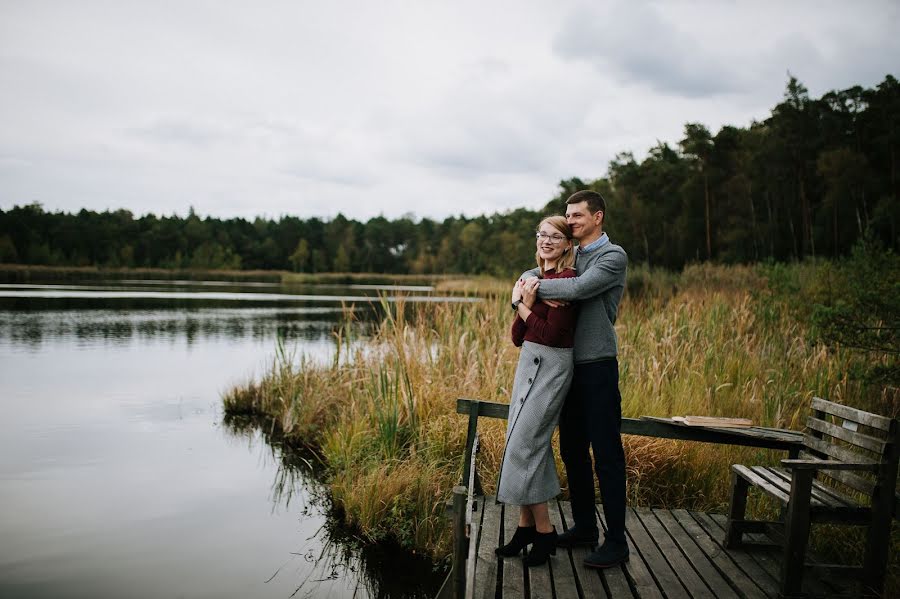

{"left": 556, "top": 526, "right": 598, "bottom": 548}
{"left": 583, "top": 540, "right": 629, "bottom": 569}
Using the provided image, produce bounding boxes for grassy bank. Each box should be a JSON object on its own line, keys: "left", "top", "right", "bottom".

{"left": 223, "top": 263, "right": 898, "bottom": 586}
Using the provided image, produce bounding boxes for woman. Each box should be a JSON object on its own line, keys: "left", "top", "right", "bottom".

{"left": 495, "top": 215, "right": 577, "bottom": 567}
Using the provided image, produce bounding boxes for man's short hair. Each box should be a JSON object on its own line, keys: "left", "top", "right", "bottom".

{"left": 566, "top": 190, "right": 606, "bottom": 215}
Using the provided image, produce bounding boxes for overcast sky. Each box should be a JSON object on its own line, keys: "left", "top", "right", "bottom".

{"left": 1, "top": 1, "right": 897, "bottom": 222}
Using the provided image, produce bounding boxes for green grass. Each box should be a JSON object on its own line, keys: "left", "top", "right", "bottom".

{"left": 222, "top": 262, "right": 899, "bottom": 590}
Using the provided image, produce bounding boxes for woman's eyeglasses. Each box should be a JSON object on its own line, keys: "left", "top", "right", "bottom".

{"left": 535, "top": 232, "right": 567, "bottom": 244}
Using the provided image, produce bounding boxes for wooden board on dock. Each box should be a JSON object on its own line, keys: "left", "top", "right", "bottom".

{"left": 460, "top": 497, "right": 853, "bottom": 599}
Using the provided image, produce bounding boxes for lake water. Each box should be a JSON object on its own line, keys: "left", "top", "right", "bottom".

{"left": 0, "top": 280, "right": 462, "bottom": 599}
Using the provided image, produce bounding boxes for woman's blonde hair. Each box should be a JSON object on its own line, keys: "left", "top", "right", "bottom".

{"left": 535, "top": 215, "right": 575, "bottom": 276}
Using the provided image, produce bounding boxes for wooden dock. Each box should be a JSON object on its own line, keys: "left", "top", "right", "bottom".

{"left": 464, "top": 496, "right": 850, "bottom": 599}
{"left": 440, "top": 400, "right": 889, "bottom": 598}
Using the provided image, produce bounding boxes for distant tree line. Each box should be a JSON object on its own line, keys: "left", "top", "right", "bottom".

{"left": 1, "top": 76, "right": 897, "bottom": 275}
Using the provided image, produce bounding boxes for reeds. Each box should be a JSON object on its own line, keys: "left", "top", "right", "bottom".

{"left": 222, "top": 263, "right": 898, "bottom": 585}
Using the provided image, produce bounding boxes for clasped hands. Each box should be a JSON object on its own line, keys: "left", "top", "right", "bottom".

{"left": 512, "top": 277, "right": 568, "bottom": 309}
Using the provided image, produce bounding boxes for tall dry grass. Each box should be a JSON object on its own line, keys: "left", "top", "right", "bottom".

{"left": 223, "top": 263, "right": 898, "bottom": 585}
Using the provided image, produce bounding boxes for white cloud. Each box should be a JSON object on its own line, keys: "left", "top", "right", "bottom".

{"left": 553, "top": 2, "right": 746, "bottom": 97}
{"left": 0, "top": 0, "right": 896, "bottom": 221}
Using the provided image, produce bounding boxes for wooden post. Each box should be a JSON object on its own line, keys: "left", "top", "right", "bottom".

{"left": 451, "top": 485, "right": 468, "bottom": 599}
{"left": 862, "top": 419, "right": 898, "bottom": 597}
{"left": 461, "top": 401, "right": 483, "bottom": 494}
{"left": 725, "top": 469, "right": 749, "bottom": 548}
{"left": 779, "top": 469, "right": 813, "bottom": 599}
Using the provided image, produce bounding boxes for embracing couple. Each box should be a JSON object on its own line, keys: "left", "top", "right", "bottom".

{"left": 494, "top": 190, "right": 629, "bottom": 570}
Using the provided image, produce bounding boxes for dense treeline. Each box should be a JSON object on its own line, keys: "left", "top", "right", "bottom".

{"left": 1, "top": 76, "right": 897, "bottom": 275}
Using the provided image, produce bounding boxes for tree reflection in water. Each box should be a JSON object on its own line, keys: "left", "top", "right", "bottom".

{"left": 223, "top": 415, "right": 446, "bottom": 599}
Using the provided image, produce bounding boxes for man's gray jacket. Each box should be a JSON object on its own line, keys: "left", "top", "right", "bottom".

{"left": 522, "top": 241, "right": 627, "bottom": 363}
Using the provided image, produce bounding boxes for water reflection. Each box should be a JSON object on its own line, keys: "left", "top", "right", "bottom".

{"left": 0, "top": 282, "right": 475, "bottom": 306}
{"left": 222, "top": 416, "right": 446, "bottom": 599}
{"left": 0, "top": 279, "right": 451, "bottom": 598}
{"left": 0, "top": 307, "right": 358, "bottom": 349}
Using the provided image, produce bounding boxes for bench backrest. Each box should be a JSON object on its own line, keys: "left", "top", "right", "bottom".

{"left": 801, "top": 397, "right": 899, "bottom": 504}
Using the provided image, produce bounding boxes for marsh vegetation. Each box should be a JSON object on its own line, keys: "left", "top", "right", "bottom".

{"left": 223, "top": 255, "right": 899, "bottom": 589}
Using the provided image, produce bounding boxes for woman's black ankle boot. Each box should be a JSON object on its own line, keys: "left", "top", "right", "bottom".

{"left": 495, "top": 525, "right": 536, "bottom": 557}
{"left": 523, "top": 527, "right": 557, "bottom": 567}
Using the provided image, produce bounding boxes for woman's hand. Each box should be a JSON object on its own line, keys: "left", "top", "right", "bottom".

{"left": 511, "top": 279, "right": 524, "bottom": 304}
{"left": 521, "top": 277, "right": 539, "bottom": 307}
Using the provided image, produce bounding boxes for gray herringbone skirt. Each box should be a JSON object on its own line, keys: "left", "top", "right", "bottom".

{"left": 496, "top": 341, "right": 574, "bottom": 505}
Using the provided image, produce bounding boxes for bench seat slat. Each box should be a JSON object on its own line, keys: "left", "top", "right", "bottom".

{"left": 733, "top": 465, "right": 790, "bottom": 503}
{"left": 764, "top": 467, "right": 855, "bottom": 509}
{"left": 737, "top": 466, "right": 871, "bottom": 523}
{"left": 751, "top": 466, "right": 835, "bottom": 510}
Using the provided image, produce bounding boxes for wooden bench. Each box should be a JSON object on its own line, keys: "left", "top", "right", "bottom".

{"left": 724, "top": 397, "right": 898, "bottom": 598}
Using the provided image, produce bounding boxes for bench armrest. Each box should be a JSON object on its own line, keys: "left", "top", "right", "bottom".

{"left": 780, "top": 458, "right": 878, "bottom": 472}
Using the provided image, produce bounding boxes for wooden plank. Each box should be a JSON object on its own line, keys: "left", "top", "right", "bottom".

{"left": 780, "top": 458, "right": 878, "bottom": 472}
{"left": 764, "top": 468, "right": 858, "bottom": 510}
{"left": 557, "top": 501, "right": 614, "bottom": 598}
{"left": 462, "top": 408, "right": 483, "bottom": 493}
{"left": 640, "top": 416, "right": 803, "bottom": 443}
{"left": 810, "top": 397, "right": 894, "bottom": 432}
{"left": 458, "top": 399, "right": 806, "bottom": 450}
{"left": 806, "top": 416, "right": 888, "bottom": 455}
{"left": 678, "top": 415, "right": 753, "bottom": 428}
{"left": 500, "top": 503, "right": 526, "bottom": 599}
{"left": 653, "top": 509, "right": 744, "bottom": 597}
{"left": 451, "top": 486, "right": 468, "bottom": 598}
{"left": 634, "top": 416, "right": 804, "bottom": 450}
{"left": 800, "top": 437, "right": 883, "bottom": 501}
{"left": 733, "top": 465, "right": 790, "bottom": 503}
{"left": 750, "top": 467, "right": 826, "bottom": 510}
{"left": 465, "top": 513, "right": 482, "bottom": 598}
{"left": 696, "top": 511, "right": 782, "bottom": 596}
{"left": 474, "top": 497, "right": 501, "bottom": 599}
{"left": 633, "top": 507, "right": 714, "bottom": 597}
{"left": 595, "top": 504, "right": 663, "bottom": 599}
{"left": 815, "top": 467, "right": 876, "bottom": 498}
{"left": 790, "top": 450, "right": 878, "bottom": 496}
{"left": 803, "top": 434, "right": 879, "bottom": 466}
{"left": 457, "top": 398, "right": 509, "bottom": 420}
{"left": 671, "top": 509, "right": 773, "bottom": 599}
{"left": 546, "top": 499, "right": 590, "bottom": 599}
{"left": 559, "top": 502, "right": 632, "bottom": 598}
{"left": 528, "top": 531, "right": 553, "bottom": 599}
{"left": 707, "top": 513, "right": 842, "bottom": 598}
{"left": 624, "top": 508, "right": 690, "bottom": 599}
{"left": 758, "top": 466, "right": 869, "bottom": 523}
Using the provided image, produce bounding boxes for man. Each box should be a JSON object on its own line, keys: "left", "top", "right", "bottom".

{"left": 517, "top": 189, "right": 628, "bottom": 568}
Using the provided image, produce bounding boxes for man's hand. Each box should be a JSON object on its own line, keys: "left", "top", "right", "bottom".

{"left": 542, "top": 298, "right": 569, "bottom": 308}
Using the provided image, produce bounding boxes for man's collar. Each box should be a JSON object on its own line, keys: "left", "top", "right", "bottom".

{"left": 578, "top": 232, "right": 609, "bottom": 254}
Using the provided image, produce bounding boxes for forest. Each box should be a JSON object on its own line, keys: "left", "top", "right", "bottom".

{"left": 1, "top": 76, "right": 897, "bottom": 276}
